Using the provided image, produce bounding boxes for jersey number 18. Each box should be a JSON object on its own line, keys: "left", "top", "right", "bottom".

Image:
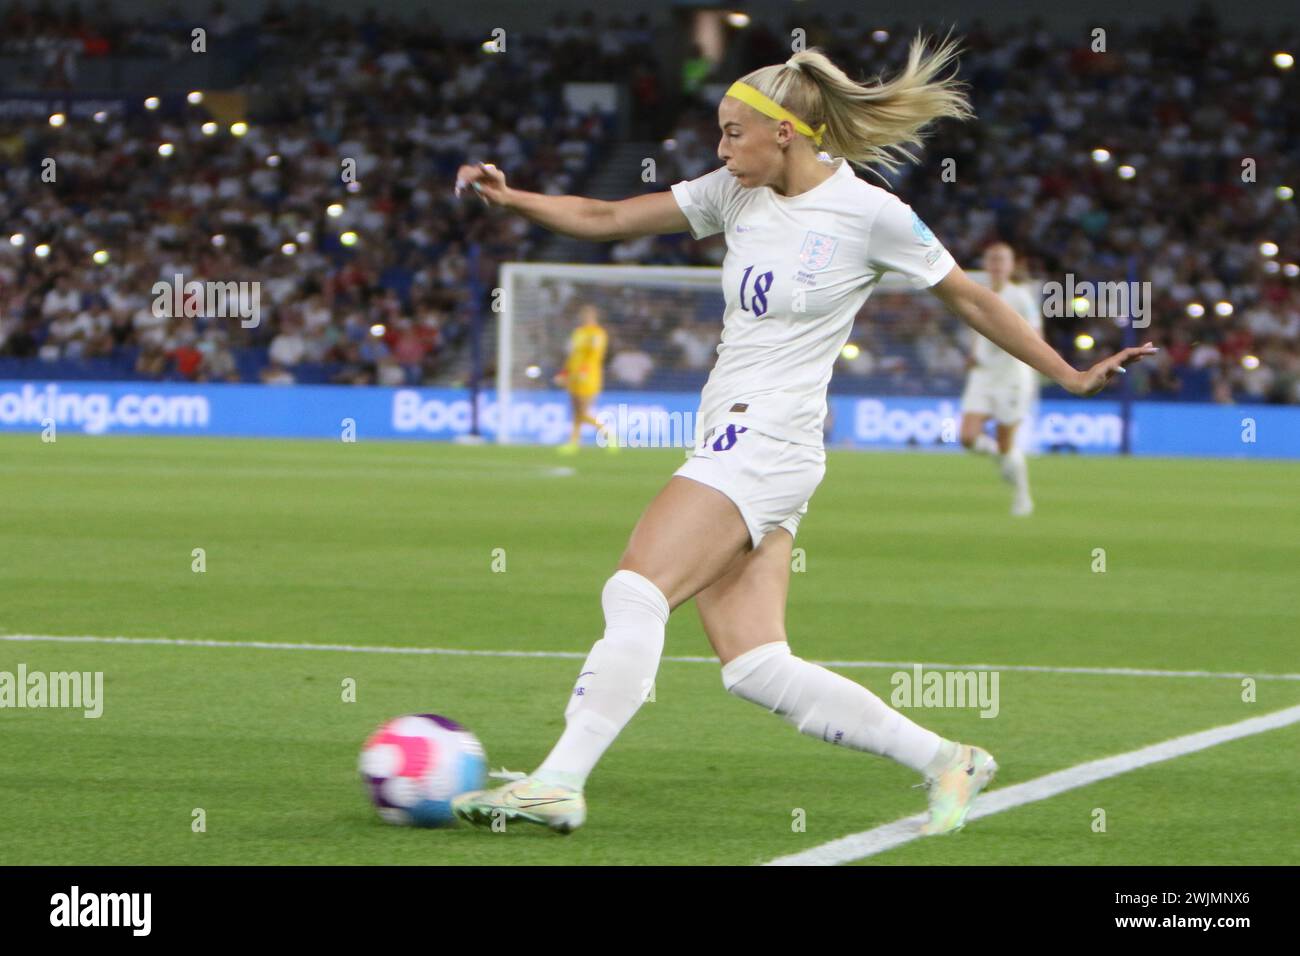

{"left": 739, "top": 265, "right": 774, "bottom": 317}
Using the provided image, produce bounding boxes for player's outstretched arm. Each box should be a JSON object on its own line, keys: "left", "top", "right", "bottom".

{"left": 454, "top": 162, "right": 690, "bottom": 242}
{"left": 930, "top": 265, "right": 1157, "bottom": 397}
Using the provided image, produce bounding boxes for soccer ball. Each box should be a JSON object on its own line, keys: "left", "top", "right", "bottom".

{"left": 359, "top": 714, "right": 487, "bottom": 827}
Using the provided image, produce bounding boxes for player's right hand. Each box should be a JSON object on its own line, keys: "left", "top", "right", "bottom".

{"left": 454, "top": 162, "right": 510, "bottom": 207}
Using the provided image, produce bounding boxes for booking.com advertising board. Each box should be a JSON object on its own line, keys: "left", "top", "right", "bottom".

{"left": 0, "top": 380, "right": 1297, "bottom": 459}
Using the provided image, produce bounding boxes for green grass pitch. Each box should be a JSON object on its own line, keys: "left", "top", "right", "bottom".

{"left": 1, "top": 433, "right": 1297, "bottom": 865}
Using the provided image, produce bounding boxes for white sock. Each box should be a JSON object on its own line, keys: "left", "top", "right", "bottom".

{"left": 721, "top": 641, "right": 957, "bottom": 776}
{"left": 1001, "top": 447, "right": 1029, "bottom": 493}
{"left": 534, "top": 570, "right": 669, "bottom": 790}
{"left": 971, "top": 433, "right": 999, "bottom": 456}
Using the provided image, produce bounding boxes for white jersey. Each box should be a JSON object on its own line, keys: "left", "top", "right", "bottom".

{"left": 671, "top": 157, "right": 956, "bottom": 448}
{"left": 969, "top": 280, "right": 1042, "bottom": 381}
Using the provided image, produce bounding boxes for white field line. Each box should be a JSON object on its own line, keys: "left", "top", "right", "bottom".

{"left": 765, "top": 703, "right": 1300, "bottom": 866}
{"left": 5, "top": 632, "right": 1295, "bottom": 866}
{"left": 0, "top": 634, "right": 1297, "bottom": 682}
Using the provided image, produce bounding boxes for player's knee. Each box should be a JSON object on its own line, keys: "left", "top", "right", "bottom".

{"left": 601, "top": 569, "right": 670, "bottom": 627}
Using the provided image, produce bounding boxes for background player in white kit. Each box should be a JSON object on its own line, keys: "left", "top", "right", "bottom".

{"left": 960, "top": 242, "right": 1042, "bottom": 515}
{"left": 451, "top": 38, "right": 1155, "bottom": 836}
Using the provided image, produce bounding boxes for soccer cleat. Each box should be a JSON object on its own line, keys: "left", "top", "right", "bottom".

{"left": 918, "top": 743, "right": 998, "bottom": 836}
{"left": 557, "top": 441, "right": 579, "bottom": 455}
{"left": 1011, "top": 492, "right": 1034, "bottom": 516}
{"left": 452, "top": 777, "right": 586, "bottom": 834}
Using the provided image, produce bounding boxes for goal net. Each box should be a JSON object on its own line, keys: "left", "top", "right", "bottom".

{"left": 494, "top": 263, "right": 1034, "bottom": 447}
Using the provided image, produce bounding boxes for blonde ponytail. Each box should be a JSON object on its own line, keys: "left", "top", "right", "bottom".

{"left": 735, "top": 32, "right": 973, "bottom": 175}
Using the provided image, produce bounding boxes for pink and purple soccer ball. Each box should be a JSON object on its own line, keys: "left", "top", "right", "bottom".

{"left": 359, "top": 714, "right": 487, "bottom": 827}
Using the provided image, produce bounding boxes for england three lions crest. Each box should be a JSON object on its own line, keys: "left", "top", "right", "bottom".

{"left": 798, "top": 231, "right": 839, "bottom": 272}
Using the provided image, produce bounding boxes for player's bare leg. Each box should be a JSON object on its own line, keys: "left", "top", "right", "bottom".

{"left": 960, "top": 412, "right": 999, "bottom": 456}
{"left": 694, "top": 530, "right": 997, "bottom": 834}
{"left": 578, "top": 394, "right": 618, "bottom": 450}
{"left": 614, "top": 476, "right": 752, "bottom": 608}
{"left": 560, "top": 394, "right": 615, "bottom": 452}
{"left": 559, "top": 393, "right": 585, "bottom": 451}
{"left": 694, "top": 527, "right": 792, "bottom": 665}
{"left": 453, "top": 477, "right": 751, "bottom": 832}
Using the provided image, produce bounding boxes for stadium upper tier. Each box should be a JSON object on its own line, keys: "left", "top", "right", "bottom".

{"left": 0, "top": 6, "right": 1296, "bottom": 403}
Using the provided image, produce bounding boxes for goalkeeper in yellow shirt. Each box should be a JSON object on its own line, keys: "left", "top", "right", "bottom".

{"left": 555, "top": 304, "right": 617, "bottom": 453}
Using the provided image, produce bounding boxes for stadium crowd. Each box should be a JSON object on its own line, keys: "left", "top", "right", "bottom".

{"left": 0, "top": 3, "right": 1297, "bottom": 403}
{"left": 641, "top": 10, "right": 1300, "bottom": 402}
{"left": 0, "top": 2, "right": 633, "bottom": 385}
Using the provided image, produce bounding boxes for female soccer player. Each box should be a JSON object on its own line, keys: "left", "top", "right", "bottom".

{"left": 451, "top": 38, "right": 1155, "bottom": 836}
{"left": 554, "top": 303, "right": 616, "bottom": 452}
{"left": 959, "top": 242, "right": 1042, "bottom": 515}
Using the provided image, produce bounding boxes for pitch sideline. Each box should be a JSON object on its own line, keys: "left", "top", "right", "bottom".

{"left": 765, "top": 703, "right": 1300, "bottom": 865}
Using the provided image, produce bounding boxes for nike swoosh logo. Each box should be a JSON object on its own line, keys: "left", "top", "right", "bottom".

{"left": 510, "top": 798, "right": 573, "bottom": 808}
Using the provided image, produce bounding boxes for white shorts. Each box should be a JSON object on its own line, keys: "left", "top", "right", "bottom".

{"left": 673, "top": 420, "right": 826, "bottom": 550}
{"left": 961, "top": 369, "right": 1034, "bottom": 425}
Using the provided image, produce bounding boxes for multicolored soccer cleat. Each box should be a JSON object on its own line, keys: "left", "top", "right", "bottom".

{"left": 918, "top": 743, "right": 999, "bottom": 836}
{"left": 452, "top": 777, "right": 586, "bottom": 834}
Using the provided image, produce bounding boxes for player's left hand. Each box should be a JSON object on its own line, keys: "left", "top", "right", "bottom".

{"left": 454, "top": 162, "right": 509, "bottom": 206}
{"left": 1067, "top": 342, "right": 1159, "bottom": 396}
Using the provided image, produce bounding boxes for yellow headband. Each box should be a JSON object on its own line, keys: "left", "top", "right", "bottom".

{"left": 725, "top": 81, "right": 827, "bottom": 146}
